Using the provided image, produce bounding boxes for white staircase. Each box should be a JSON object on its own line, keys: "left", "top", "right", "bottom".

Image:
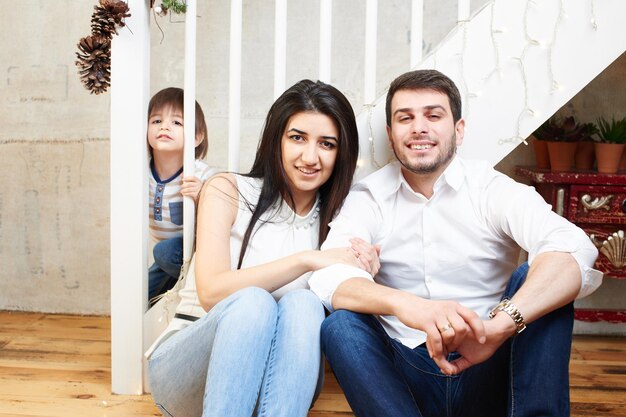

{"left": 358, "top": 0, "right": 626, "bottom": 178}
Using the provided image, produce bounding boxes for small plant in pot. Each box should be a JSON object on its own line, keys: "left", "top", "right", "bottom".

{"left": 533, "top": 116, "right": 582, "bottom": 172}
{"left": 574, "top": 122, "right": 599, "bottom": 171}
{"left": 594, "top": 116, "right": 626, "bottom": 174}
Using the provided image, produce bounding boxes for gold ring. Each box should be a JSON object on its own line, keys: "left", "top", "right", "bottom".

{"left": 440, "top": 323, "right": 452, "bottom": 332}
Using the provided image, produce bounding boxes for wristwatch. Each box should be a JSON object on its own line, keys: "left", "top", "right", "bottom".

{"left": 488, "top": 298, "right": 526, "bottom": 334}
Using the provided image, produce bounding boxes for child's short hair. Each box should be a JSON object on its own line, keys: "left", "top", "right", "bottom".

{"left": 147, "top": 87, "right": 208, "bottom": 159}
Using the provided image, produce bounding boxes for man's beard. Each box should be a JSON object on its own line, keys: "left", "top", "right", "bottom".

{"left": 392, "top": 134, "right": 457, "bottom": 174}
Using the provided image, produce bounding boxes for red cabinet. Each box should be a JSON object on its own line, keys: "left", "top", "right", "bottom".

{"left": 515, "top": 167, "right": 626, "bottom": 323}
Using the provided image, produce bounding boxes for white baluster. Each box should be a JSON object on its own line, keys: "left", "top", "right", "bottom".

{"left": 229, "top": 0, "right": 242, "bottom": 172}
{"left": 319, "top": 0, "right": 333, "bottom": 83}
{"left": 458, "top": 0, "right": 470, "bottom": 21}
{"left": 110, "top": 0, "right": 150, "bottom": 395}
{"left": 183, "top": 0, "right": 197, "bottom": 261}
{"left": 274, "top": 0, "right": 287, "bottom": 99}
{"left": 364, "top": 0, "right": 378, "bottom": 104}
{"left": 410, "top": 0, "right": 424, "bottom": 68}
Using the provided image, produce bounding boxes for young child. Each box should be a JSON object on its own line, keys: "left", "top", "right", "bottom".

{"left": 147, "top": 87, "right": 217, "bottom": 302}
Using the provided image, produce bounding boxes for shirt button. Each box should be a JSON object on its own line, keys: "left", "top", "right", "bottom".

{"left": 425, "top": 276, "right": 432, "bottom": 284}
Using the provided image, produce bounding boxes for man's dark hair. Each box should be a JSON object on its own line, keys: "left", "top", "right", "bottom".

{"left": 385, "top": 69, "right": 462, "bottom": 126}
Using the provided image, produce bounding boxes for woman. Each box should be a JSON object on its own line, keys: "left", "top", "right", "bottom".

{"left": 147, "top": 80, "right": 377, "bottom": 417}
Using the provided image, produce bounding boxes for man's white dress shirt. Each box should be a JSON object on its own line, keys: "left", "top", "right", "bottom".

{"left": 309, "top": 157, "right": 602, "bottom": 348}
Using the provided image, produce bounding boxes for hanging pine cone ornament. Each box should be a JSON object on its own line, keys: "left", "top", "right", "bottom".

{"left": 75, "top": 35, "right": 111, "bottom": 95}
{"left": 91, "top": 0, "right": 131, "bottom": 39}
{"left": 76, "top": 0, "right": 130, "bottom": 94}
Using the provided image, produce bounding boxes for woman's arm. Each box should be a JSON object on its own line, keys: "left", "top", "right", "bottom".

{"left": 194, "top": 174, "right": 360, "bottom": 311}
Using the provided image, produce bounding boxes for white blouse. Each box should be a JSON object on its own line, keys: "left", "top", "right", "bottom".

{"left": 229, "top": 175, "right": 321, "bottom": 299}
{"left": 146, "top": 175, "right": 321, "bottom": 357}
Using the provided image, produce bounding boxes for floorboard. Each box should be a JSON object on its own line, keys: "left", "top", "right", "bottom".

{"left": 0, "top": 311, "right": 624, "bottom": 416}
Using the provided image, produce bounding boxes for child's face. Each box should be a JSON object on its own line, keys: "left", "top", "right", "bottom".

{"left": 147, "top": 106, "right": 185, "bottom": 155}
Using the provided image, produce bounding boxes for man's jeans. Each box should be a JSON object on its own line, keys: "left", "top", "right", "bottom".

{"left": 149, "top": 287, "right": 325, "bottom": 417}
{"left": 149, "top": 237, "right": 183, "bottom": 301}
{"left": 321, "top": 263, "right": 574, "bottom": 417}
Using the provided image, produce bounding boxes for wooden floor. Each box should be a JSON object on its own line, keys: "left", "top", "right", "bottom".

{"left": 0, "top": 312, "right": 624, "bottom": 417}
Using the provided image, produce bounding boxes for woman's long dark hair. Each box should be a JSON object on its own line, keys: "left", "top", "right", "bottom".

{"left": 237, "top": 79, "right": 359, "bottom": 268}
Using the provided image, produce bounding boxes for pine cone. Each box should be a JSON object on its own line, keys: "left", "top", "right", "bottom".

{"left": 91, "top": 0, "right": 131, "bottom": 40}
{"left": 75, "top": 35, "right": 111, "bottom": 95}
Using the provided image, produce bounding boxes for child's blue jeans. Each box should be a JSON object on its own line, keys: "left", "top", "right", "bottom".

{"left": 149, "top": 236, "right": 183, "bottom": 301}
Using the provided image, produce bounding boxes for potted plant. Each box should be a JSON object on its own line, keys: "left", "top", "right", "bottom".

{"left": 574, "top": 122, "right": 598, "bottom": 171}
{"left": 529, "top": 128, "right": 550, "bottom": 170}
{"left": 533, "top": 116, "right": 581, "bottom": 172}
{"left": 594, "top": 116, "right": 626, "bottom": 174}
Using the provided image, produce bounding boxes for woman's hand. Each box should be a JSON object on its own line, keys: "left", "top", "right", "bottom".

{"left": 350, "top": 238, "right": 381, "bottom": 276}
{"left": 301, "top": 247, "right": 361, "bottom": 271}
{"left": 181, "top": 176, "right": 204, "bottom": 202}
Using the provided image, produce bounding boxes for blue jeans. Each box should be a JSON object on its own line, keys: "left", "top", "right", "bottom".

{"left": 149, "top": 237, "right": 183, "bottom": 301}
{"left": 321, "top": 263, "right": 575, "bottom": 417}
{"left": 148, "top": 287, "right": 325, "bottom": 417}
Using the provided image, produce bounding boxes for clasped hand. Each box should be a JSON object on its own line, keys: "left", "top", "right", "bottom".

{"left": 395, "top": 298, "right": 509, "bottom": 376}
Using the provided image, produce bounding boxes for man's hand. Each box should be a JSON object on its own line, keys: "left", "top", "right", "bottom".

{"left": 446, "top": 312, "right": 517, "bottom": 374}
{"left": 393, "top": 296, "right": 486, "bottom": 375}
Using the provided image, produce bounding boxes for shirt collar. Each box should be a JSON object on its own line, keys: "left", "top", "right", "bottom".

{"left": 435, "top": 156, "right": 464, "bottom": 193}
{"left": 396, "top": 156, "right": 465, "bottom": 196}
{"left": 360, "top": 157, "right": 466, "bottom": 201}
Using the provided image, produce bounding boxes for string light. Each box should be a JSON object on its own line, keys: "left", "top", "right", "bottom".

{"left": 591, "top": 0, "right": 598, "bottom": 30}
{"left": 457, "top": 19, "right": 472, "bottom": 121}
{"left": 499, "top": 0, "right": 536, "bottom": 146}
{"left": 547, "top": 0, "right": 566, "bottom": 94}
{"left": 484, "top": 1, "right": 503, "bottom": 82}
{"left": 364, "top": 103, "right": 384, "bottom": 169}
{"left": 364, "top": 0, "right": 602, "bottom": 166}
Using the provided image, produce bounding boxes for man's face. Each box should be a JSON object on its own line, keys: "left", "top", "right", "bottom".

{"left": 387, "top": 88, "right": 464, "bottom": 178}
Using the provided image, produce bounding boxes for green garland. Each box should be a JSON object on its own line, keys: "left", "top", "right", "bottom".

{"left": 160, "top": 0, "right": 186, "bottom": 14}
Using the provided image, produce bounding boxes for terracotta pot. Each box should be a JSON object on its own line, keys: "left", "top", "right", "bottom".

{"left": 620, "top": 146, "right": 626, "bottom": 171}
{"left": 532, "top": 138, "right": 550, "bottom": 169}
{"left": 594, "top": 143, "right": 625, "bottom": 174}
{"left": 574, "top": 141, "right": 595, "bottom": 171}
{"left": 546, "top": 141, "right": 577, "bottom": 172}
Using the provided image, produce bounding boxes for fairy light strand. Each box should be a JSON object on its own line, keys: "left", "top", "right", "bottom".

{"left": 484, "top": 1, "right": 503, "bottom": 82}
{"left": 547, "top": 0, "right": 566, "bottom": 93}
{"left": 457, "top": 19, "right": 472, "bottom": 122}
{"left": 591, "top": 0, "right": 598, "bottom": 30}
{"left": 365, "top": 0, "right": 600, "bottom": 166}
{"left": 499, "top": 1, "right": 536, "bottom": 146}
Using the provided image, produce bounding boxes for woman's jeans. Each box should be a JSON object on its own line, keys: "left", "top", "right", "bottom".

{"left": 148, "top": 287, "right": 325, "bottom": 417}
{"left": 149, "top": 237, "right": 183, "bottom": 301}
{"left": 321, "top": 263, "right": 575, "bottom": 417}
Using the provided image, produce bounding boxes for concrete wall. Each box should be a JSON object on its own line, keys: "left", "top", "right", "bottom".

{"left": 2, "top": 0, "right": 622, "bottom": 319}
{"left": 1, "top": 0, "right": 472, "bottom": 314}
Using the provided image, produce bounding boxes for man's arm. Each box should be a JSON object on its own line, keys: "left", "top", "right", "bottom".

{"left": 446, "top": 176, "right": 602, "bottom": 374}
{"left": 509, "top": 251, "right": 580, "bottom": 323}
{"left": 331, "top": 277, "right": 486, "bottom": 375}
{"left": 449, "top": 251, "right": 581, "bottom": 374}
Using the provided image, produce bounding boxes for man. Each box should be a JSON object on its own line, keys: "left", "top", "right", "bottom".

{"left": 308, "top": 69, "right": 602, "bottom": 417}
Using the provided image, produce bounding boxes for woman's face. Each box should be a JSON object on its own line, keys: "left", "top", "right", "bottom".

{"left": 281, "top": 111, "right": 339, "bottom": 205}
